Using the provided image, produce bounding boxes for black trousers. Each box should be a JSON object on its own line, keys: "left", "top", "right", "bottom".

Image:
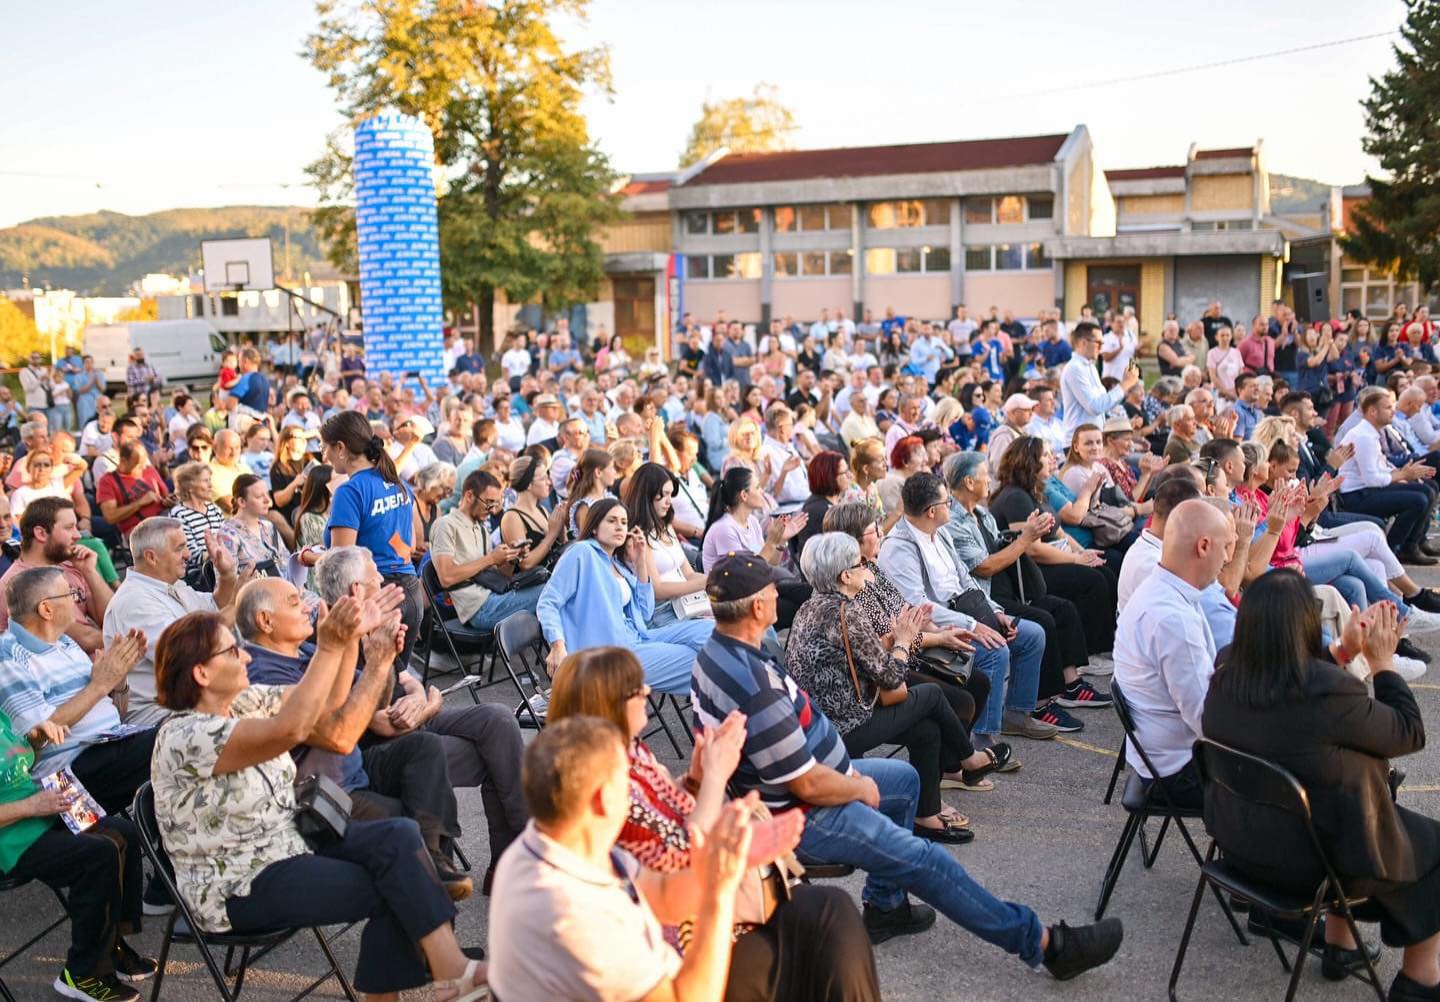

{"left": 425, "top": 704, "right": 528, "bottom": 865}
{"left": 226, "top": 818, "right": 455, "bottom": 995}
{"left": 841, "top": 683, "right": 971, "bottom": 818}
{"left": 355, "top": 730, "right": 459, "bottom": 852}
{"left": 70, "top": 729, "right": 158, "bottom": 815}
{"left": 999, "top": 594, "right": 1089, "bottom": 702}
{"left": 908, "top": 666, "right": 989, "bottom": 734}
{"left": 6, "top": 816, "right": 142, "bottom": 978}
{"left": 725, "top": 885, "right": 880, "bottom": 1002}
{"left": 1037, "top": 562, "right": 1119, "bottom": 655}
{"left": 385, "top": 572, "right": 425, "bottom": 672}
{"left": 776, "top": 579, "right": 813, "bottom": 632}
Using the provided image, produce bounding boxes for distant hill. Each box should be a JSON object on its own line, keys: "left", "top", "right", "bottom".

{"left": 0, "top": 206, "right": 341, "bottom": 295}
{"left": 1269, "top": 173, "right": 1335, "bottom": 215}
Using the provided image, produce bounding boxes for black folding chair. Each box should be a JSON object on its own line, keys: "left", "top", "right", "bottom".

{"left": 1169, "top": 740, "right": 1385, "bottom": 1002}
{"left": 1093, "top": 683, "right": 1246, "bottom": 948}
{"left": 493, "top": 611, "right": 553, "bottom": 731}
{"left": 1102, "top": 734, "right": 1126, "bottom": 805}
{"left": 417, "top": 559, "right": 496, "bottom": 697}
{"left": 0, "top": 876, "right": 68, "bottom": 1002}
{"left": 131, "top": 783, "right": 357, "bottom": 1002}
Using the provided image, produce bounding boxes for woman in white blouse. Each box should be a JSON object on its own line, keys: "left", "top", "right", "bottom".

{"left": 490, "top": 392, "right": 527, "bottom": 454}
{"left": 622, "top": 463, "right": 708, "bottom": 628}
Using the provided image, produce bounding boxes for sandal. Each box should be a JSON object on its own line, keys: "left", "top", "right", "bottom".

{"left": 433, "top": 959, "right": 489, "bottom": 1002}
{"left": 940, "top": 772, "right": 994, "bottom": 792}
{"left": 939, "top": 809, "right": 971, "bottom": 829}
{"left": 954, "top": 743, "right": 1017, "bottom": 788}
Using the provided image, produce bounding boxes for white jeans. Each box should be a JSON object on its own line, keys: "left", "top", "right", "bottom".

{"left": 1298, "top": 520, "right": 1402, "bottom": 584}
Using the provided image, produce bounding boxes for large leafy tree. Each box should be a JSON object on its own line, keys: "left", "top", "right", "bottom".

{"left": 679, "top": 83, "right": 796, "bottom": 168}
{"left": 305, "top": 0, "right": 624, "bottom": 345}
{"left": 1342, "top": 0, "right": 1440, "bottom": 289}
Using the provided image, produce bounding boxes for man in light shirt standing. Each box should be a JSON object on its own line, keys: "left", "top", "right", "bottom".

{"left": 1061, "top": 322, "right": 1138, "bottom": 442}
{"left": 1112, "top": 499, "right": 1235, "bottom": 807}
{"left": 1099, "top": 316, "right": 1138, "bottom": 383}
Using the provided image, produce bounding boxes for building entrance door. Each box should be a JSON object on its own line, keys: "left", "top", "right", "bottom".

{"left": 1087, "top": 265, "right": 1141, "bottom": 317}
{"left": 613, "top": 276, "right": 656, "bottom": 352}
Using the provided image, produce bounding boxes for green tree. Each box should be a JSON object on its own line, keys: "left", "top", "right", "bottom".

{"left": 1342, "top": 0, "right": 1440, "bottom": 288}
{"left": 679, "top": 83, "right": 797, "bottom": 168}
{"left": 304, "top": 0, "right": 625, "bottom": 345}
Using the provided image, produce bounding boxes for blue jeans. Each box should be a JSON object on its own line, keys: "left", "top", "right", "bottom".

{"left": 1299, "top": 548, "right": 1409, "bottom": 617}
{"left": 971, "top": 618, "right": 1045, "bottom": 737}
{"left": 633, "top": 619, "right": 715, "bottom": 695}
{"left": 467, "top": 584, "right": 545, "bottom": 632}
{"left": 796, "top": 758, "right": 1045, "bottom": 967}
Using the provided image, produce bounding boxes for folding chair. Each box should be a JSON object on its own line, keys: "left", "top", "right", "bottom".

{"left": 417, "top": 559, "right": 496, "bottom": 697}
{"left": 0, "top": 876, "right": 68, "bottom": 1002}
{"left": 131, "top": 783, "right": 358, "bottom": 1002}
{"left": 1093, "top": 683, "right": 1246, "bottom": 948}
{"left": 1168, "top": 739, "right": 1385, "bottom": 1002}
{"left": 493, "top": 611, "right": 553, "bottom": 731}
{"left": 1102, "top": 734, "right": 1126, "bottom": 805}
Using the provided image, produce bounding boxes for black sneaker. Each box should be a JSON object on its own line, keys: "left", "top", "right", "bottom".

{"left": 1055, "top": 679, "right": 1113, "bottom": 709}
{"left": 112, "top": 940, "right": 158, "bottom": 983}
{"left": 1391, "top": 971, "right": 1440, "bottom": 1000}
{"left": 862, "top": 899, "right": 937, "bottom": 945}
{"left": 1042, "top": 918, "right": 1124, "bottom": 980}
{"left": 1031, "top": 702, "right": 1083, "bottom": 733}
{"left": 54, "top": 970, "right": 140, "bottom": 1001}
{"left": 140, "top": 877, "right": 173, "bottom": 916}
{"left": 1397, "top": 638, "right": 1432, "bottom": 664}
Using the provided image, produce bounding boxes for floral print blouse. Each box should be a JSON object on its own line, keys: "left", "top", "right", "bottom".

{"left": 151, "top": 685, "right": 309, "bottom": 932}
{"left": 785, "top": 591, "right": 908, "bottom": 734}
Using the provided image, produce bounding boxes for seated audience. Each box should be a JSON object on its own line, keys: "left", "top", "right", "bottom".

{"left": 564, "top": 447, "right": 618, "bottom": 538}
{"left": 96, "top": 441, "right": 170, "bottom": 538}
{"left": 620, "top": 463, "right": 709, "bottom": 628}
{"left": 701, "top": 467, "right": 812, "bottom": 629}
{"left": 545, "top": 646, "right": 882, "bottom": 1002}
{"left": 433, "top": 470, "right": 546, "bottom": 632}
{"left": 150, "top": 606, "right": 485, "bottom": 1002}
{"left": 219, "top": 473, "right": 291, "bottom": 578}
{"left": 0, "top": 497, "right": 112, "bottom": 654}
{"left": 168, "top": 462, "right": 225, "bottom": 580}
{"left": 539, "top": 498, "right": 713, "bottom": 695}
{"left": 497, "top": 455, "right": 567, "bottom": 573}
{"left": 1336, "top": 388, "right": 1436, "bottom": 564}
{"left": 692, "top": 551, "right": 1123, "bottom": 976}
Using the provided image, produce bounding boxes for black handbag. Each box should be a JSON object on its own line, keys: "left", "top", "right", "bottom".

{"left": 291, "top": 774, "right": 353, "bottom": 849}
{"left": 473, "top": 564, "right": 551, "bottom": 594}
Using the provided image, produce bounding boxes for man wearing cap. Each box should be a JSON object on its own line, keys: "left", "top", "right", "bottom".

{"left": 987, "top": 394, "right": 1037, "bottom": 475}
{"left": 692, "top": 551, "right": 1124, "bottom": 975}
{"left": 526, "top": 394, "right": 564, "bottom": 447}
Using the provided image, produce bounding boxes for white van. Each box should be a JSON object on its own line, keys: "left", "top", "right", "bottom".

{"left": 84, "top": 320, "right": 227, "bottom": 390}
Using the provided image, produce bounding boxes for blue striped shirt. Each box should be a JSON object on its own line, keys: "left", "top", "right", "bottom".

{"left": 692, "top": 632, "right": 850, "bottom": 811}
{"left": 0, "top": 622, "right": 125, "bottom": 775}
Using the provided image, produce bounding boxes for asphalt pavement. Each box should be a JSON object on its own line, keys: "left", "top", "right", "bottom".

{"left": 5, "top": 573, "right": 1440, "bottom": 1001}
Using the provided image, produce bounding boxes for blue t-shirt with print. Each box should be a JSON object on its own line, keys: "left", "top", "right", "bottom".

{"left": 325, "top": 467, "right": 416, "bottom": 575}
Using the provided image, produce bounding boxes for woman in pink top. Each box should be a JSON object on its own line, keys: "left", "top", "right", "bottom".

{"left": 1206, "top": 325, "right": 1245, "bottom": 399}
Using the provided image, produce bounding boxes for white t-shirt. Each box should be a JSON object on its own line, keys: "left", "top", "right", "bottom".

{"left": 501, "top": 348, "right": 533, "bottom": 379}
{"left": 80, "top": 421, "right": 113, "bottom": 456}
{"left": 1101, "top": 330, "right": 1137, "bottom": 381}
{"left": 390, "top": 440, "right": 438, "bottom": 484}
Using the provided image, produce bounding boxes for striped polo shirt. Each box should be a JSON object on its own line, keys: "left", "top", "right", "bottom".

{"left": 692, "top": 631, "right": 851, "bottom": 812}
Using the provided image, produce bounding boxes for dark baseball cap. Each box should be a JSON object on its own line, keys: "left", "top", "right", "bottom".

{"left": 705, "top": 552, "right": 786, "bottom": 603}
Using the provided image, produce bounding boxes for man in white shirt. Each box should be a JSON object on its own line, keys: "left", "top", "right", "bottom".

{"left": 760, "top": 405, "right": 810, "bottom": 511}
{"left": 390, "top": 415, "right": 440, "bottom": 485}
{"left": 526, "top": 394, "right": 565, "bottom": 447}
{"left": 500, "top": 334, "right": 534, "bottom": 387}
{"left": 281, "top": 390, "right": 324, "bottom": 451}
{"left": 549, "top": 418, "right": 590, "bottom": 499}
{"left": 948, "top": 305, "right": 977, "bottom": 352}
{"left": 1336, "top": 388, "right": 1437, "bottom": 563}
{"left": 883, "top": 394, "right": 930, "bottom": 454}
{"left": 1061, "top": 322, "right": 1138, "bottom": 441}
{"left": 833, "top": 368, "right": 867, "bottom": 420}
{"left": 833, "top": 307, "right": 856, "bottom": 347}
{"left": 1025, "top": 388, "right": 1067, "bottom": 456}
{"left": 1099, "top": 317, "right": 1138, "bottom": 382}
{"left": 80, "top": 398, "right": 115, "bottom": 458}
{"left": 1112, "top": 498, "right": 1235, "bottom": 805}
{"left": 1397, "top": 385, "right": 1440, "bottom": 451}
{"left": 808, "top": 307, "right": 833, "bottom": 346}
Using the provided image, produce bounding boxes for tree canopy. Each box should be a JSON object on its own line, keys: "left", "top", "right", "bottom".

{"left": 305, "top": 0, "right": 625, "bottom": 343}
{"left": 679, "top": 84, "right": 797, "bottom": 168}
{"left": 1342, "top": 0, "right": 1440, "bottom": 289}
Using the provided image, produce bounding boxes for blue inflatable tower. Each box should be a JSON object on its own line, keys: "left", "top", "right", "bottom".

{"left": 352, "top": 112, "right": 445, "bottom": 383}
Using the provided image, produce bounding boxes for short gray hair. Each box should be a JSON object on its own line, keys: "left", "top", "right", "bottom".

{"left": 235, "top": 579, "right": 281, "bottom": 641}
{"left": 20, "top": 421, "right": 44, "bottom": 442}
{"left": 822, "top": 501, "right": 878, "bottom": 542}
{"left": 6, "top": 566, "right": 66, "bottom": 622}
{"left": 942, "top": 451, "right": 986, "bottom": 490}
{"left": 1168, "top": 403, "right": 1194, "bottom": 424}
{"left": 314, "top": 546, "right": 375, "bottom": 605}
{"left": 130, "top": 517, "right": 183, "bottom": 564}
{"left": 1153, "top": 376, "right": 1183, "bottom": 399}
{"left": 799, "top": 532, "right": 861, "bottom": 595}
{"left": 415, "top": 461, "right": 456, "bottom": 493}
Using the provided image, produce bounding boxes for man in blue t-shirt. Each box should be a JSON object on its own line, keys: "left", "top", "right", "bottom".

{"left": 226, "top": 346, "right": 271, "bottom": 414}
{"left": 972, "top": 319, "right": 1006, "bottom": 382}
{"left": 692, "top": 553, "right": 1123, "bottom": 977}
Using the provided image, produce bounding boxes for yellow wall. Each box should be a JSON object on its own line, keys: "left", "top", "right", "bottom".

{"left": 1191, "top": 174, "right": 1254, "bottom": 213}
{"left": 1067, "top": 159, "right": 1087, "bottom": 235}
{"left": 1139, "top": 260, "right": 1166, "bottom": 349}
{"left": 1064, "top": 262, "right": 1087, "bottom": 318}
{"left": 1259, "top": 255, "right": 1279, "bottom": 309}
{"left": 1118, "top": 193, "right": 1184, "bottom": 216}
{"left": 600, "top": 211, "right": 672, "bottom": 254}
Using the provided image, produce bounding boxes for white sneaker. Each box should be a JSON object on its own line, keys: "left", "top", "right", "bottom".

{"left": 1405, "top": 607, "right": 1440, "bottom": 634}
{"left": 1394, "top": 656, "right": 1428, "bottom": 681}
{"left": 1080, "top": 654, "right": 1114, "bottom": 677}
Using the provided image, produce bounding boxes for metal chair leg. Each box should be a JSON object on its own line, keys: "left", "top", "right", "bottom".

{"left": 311, "top": 926, "right": 360, "bottom": 1002}
{"left": 1095, "top": 813, "right": 1142, "bottom": 920}
{"left": 1142, "top": 813, "right": 1173, "bottom": 868}
{"left": 1103, "top": 741, "right": 1125, "bottom": 804}
{"left": 1281, "top": 888, "right": 1328, "bottom": 1002}
{"left": 1167, "top": 868, "right": 1211, "bottom": 1001}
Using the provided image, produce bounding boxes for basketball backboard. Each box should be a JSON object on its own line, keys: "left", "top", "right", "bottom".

{"left": 201, "top": 238, "right": 275, "bottom": 293}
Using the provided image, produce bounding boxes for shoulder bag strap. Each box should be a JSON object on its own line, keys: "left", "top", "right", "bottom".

{"left": 838, "top": 601, "right": 864, "bottom": 702}
{"left": 897, "top": 534, "right": 941, "bottom": 604}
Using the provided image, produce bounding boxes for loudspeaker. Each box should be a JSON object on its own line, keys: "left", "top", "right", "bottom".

{"left": 1290, "top": 273, "right": 1330, "bottom": 325}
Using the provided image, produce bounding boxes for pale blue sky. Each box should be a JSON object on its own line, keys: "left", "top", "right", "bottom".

{"left": 0, "top": 0, "right": 1406, "bottom": 229}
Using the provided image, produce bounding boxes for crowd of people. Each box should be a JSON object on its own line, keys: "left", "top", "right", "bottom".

{"left": 1, "top": 295, "right": 1440, "bottom": 1000}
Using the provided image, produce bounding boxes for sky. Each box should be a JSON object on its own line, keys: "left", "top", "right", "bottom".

{"left": 0, "top": 0, "right": 1408, "bottom": 229}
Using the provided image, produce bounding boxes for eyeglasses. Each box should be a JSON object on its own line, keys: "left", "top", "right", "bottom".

{"left": 210, "top": 640, "right": 240, "bottom": 661}
{"left": 625, "top": 683, "right": 652, "bottom": 701}
{"left": 42, "top": 588, "right": 84, "bottom": 604}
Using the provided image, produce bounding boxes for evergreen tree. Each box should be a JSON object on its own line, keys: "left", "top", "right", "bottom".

{"left": 1342, "top": 0, "right": 1440, "bottom": 289}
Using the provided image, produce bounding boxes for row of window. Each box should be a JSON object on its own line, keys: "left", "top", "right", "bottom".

{"left": 684, "top": 242, "right": 1047, "bottom": 280}
{"left": 682, "top": 195, "right": 1053, "bottom": 237}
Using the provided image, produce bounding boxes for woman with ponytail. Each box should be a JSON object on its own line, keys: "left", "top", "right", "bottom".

{"left": 701, "top": 466, "right": 812, "bottom": 630}
{"left": 321, "top": 410, "right": 425, "bottom": 667}
{"left": 564, "top": 447, "right": 617, "bottom": 537}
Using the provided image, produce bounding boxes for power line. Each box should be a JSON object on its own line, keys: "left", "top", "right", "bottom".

{"left": 996, "top": 30, "right": 1399, "bottom": 103}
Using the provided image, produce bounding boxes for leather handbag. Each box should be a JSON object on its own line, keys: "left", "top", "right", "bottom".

{"left": 473, "top": 564, "right": 551, "bottom": 594}
{"left": 732, "top": 800, "right": 800, "bottom": 926}
{"left": 1078, "top": 502, "right": 1134, "bottom": 548}
{"left": 291, "top": 774, "right": 353, "bottom": 849}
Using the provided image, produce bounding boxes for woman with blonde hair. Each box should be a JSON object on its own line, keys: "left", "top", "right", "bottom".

{"left": 849, "top": 437, "right": 887, "bottom": 515}
{"left": 1251, "top": 414, "right": 1300, "bottom": 458}
{"left": 722, "top": 416, "right": 778, "bottom": 507}
{"left": 930, "top": 397, "right": 965, "bottom": 446}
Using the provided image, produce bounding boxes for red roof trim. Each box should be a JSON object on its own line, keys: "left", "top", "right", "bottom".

{"left": 1194, "top": 147, "right": 1254, "bottom": 161}
{"left": 1105, "top": 166, "right": 1185, "bottom": 181}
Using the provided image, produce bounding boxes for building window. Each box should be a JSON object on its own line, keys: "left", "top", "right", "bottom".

{"left": 996, "top": 196, "right": 1025, "bottom": 225}
{"left": 964, "top": 198, "right": 993, "bottom": 225}
{"left": 801, "top": 251, "right": 828, "bottom": 276}
{"left": 713, "top": 212, "right": 737, "bottom": 235}
{"left": 896, "top": 248, "right": 923, "bottom": 273}
{"left": 995, "top": 244, "right": 1024, "bottom": 270}
{"left": 865, "top": 248, "right": 897, "bottom": 275}
{"left": 1193, "top": 219, "right": 1253, "bottom": 232}
{"left": 1028, "top": 196, "right": 1054, "bottom": 220}
{"left": 922, "top": 199, "right": 951, "bottom": 226}
{"left": 738, "top": 208, "right": 761, "bottom": 234}
{"left": 1026, "top": 243, "right": 1048, "bottom": 268}
{"left": 829, "top": 250, "right": 853, "bottom": 275}
{"left": 699, "top": 253, "right": 762, "bottom": 280}
{"left": 867, "top": 199, "right": 947, "bottom": 229}
{"left": 924, "top": 247, "right": 951, "bottom": 272}
{"left": 965, "top": 246, "right": 993, "bottom": 271}
{"left": 684, "top": 211, "right": 709, "bottom": 235}
{"left": 773, "top": 206, "right": 797, "bottom": 233}
{"left": 686, "top": 256, "right": 709, "bottom": 280}
{"left": 773, "top": 252, "right": 798, "bottom": 277}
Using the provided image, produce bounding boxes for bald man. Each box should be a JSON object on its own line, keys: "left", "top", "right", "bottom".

{"left": 1112, "top": 499, "right": 1237, "bottom": 807}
